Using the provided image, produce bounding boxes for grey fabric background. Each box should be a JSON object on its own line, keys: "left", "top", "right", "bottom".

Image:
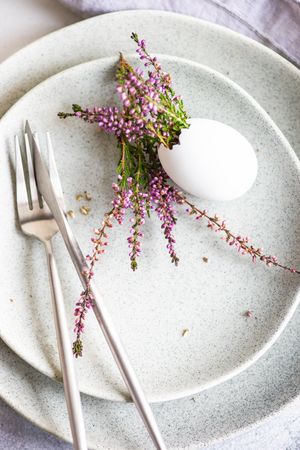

{"left": 1, "top": 0, "right": 300, "bottom": 448}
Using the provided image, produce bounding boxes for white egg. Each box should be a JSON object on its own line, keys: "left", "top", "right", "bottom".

{"left": 158, "top": 118, "right": 258, "bottom": 201}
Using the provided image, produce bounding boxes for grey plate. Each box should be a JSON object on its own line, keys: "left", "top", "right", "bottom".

{"left": 2, "top": 53, "right": 300, "bottom": 403}
{"left": 0, "top": 10, "right": 300, "bottom": 448}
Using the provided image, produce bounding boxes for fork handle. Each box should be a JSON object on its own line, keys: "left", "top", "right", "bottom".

{"left": 44, "top": 240, "right": 87, "bottom": 450}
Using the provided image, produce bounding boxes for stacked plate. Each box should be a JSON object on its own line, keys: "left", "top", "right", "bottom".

{"left": 1, "top": 11, "right": 300, "bottom": 449}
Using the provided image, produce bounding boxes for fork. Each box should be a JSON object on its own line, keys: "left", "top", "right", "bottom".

{"left": 15, "top": 131, "right": 87, "bottom": 450}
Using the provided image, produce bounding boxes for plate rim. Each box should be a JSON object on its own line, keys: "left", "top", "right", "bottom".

{"left": 1, "top": 339, "right": 300, "bottom": 450}
{"left": 1, "top": 10, "right": 300, "bottom": 120}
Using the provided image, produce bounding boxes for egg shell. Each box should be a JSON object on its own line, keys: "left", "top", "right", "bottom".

{"left": 158, "top": 118, "right": 258, "bottom": 201}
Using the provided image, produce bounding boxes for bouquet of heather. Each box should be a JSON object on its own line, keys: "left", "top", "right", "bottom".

{"left": 59, "top": 33, "right": 299, "bottom": 357}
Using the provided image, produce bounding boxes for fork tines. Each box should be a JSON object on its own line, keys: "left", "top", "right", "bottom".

{"left": 15, "top": 123, "right": 64, "bottom": 211}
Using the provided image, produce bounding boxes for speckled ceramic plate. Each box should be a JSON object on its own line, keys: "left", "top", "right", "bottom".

{"left": 1, "top": 51, "right": 300, "bottom": 404}
{"left": 1, "top": 10, "right": 300, "bottom": 449}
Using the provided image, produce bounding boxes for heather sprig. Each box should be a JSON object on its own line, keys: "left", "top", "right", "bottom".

{"left": 72, "top": 212, "right": 114, "bottom": 356}
{"left": 177, "top": 193, "right": 300, "bottom": 274}
{"left": 58, "top": 33, "right": 190, "bottom": 192}
{"left": 59, "top": 32, "right": 190, "bottom": 270}
{"left": 58, "top": 33, "right": 299, "bottom": 357}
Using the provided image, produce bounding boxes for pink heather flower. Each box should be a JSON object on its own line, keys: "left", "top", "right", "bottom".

{"left": 58, "top": 34, "right": 299, "bottom": 359}
{"left": 179, "top": 193, "right": 300, "bottom": 276}
{"left": 61, "top": 36, "right": 189, "bottom": 149}
{"left": 149, "top": 172, "right": 179, "bottom": 265}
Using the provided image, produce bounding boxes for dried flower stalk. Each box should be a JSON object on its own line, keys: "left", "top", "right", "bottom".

{"left": 59, "top": 33, "right": 299, "bottom": 357}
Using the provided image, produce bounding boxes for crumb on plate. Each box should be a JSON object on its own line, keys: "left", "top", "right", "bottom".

{"left": 80, "top": 205, "right": 91, "bottom": 215}
{"left": 67, "top": 210, "right": 75, "bottom": 219}
{"left": 84, "top": 191, "right": 92, "bottom": 201}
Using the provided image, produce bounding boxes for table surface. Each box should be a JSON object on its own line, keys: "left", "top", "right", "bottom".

{"left": 1, "top": 0, "right": 300, "bottom": 449}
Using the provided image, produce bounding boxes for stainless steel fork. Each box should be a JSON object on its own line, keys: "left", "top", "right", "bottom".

{"left": 15, "top": 131, "right": 87, "bottom": 450}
